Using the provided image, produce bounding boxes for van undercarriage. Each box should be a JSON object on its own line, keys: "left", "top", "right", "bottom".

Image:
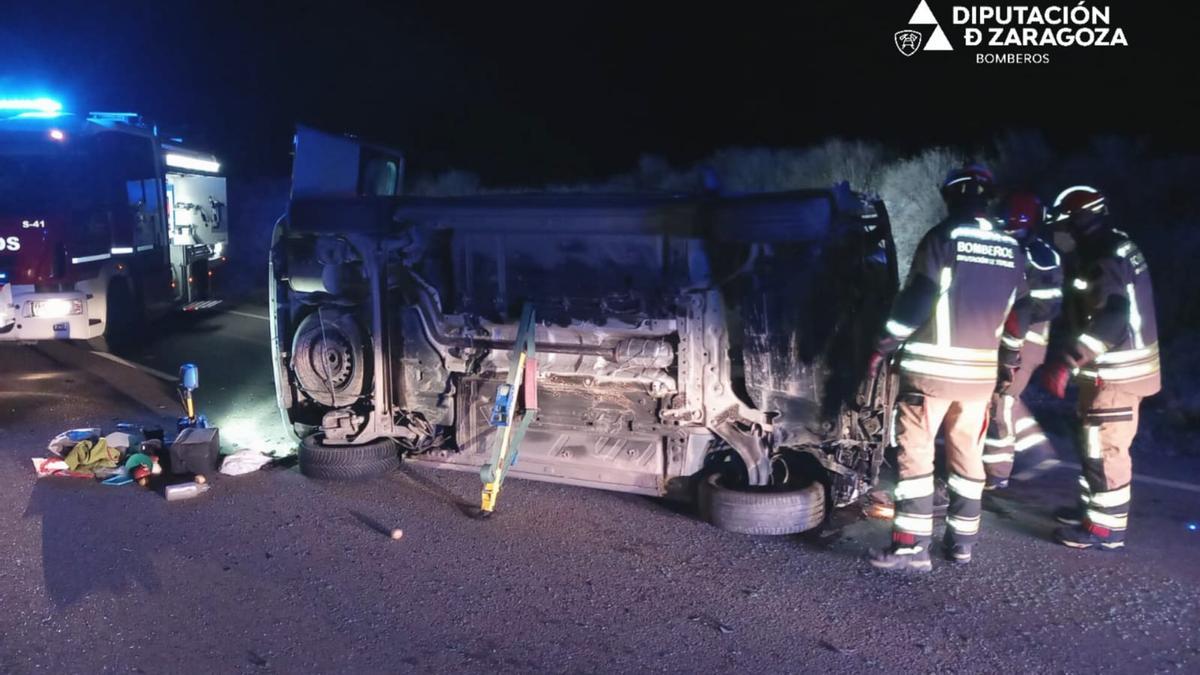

{"left": 270, "top": 188, "right": 898, "bottom": 530}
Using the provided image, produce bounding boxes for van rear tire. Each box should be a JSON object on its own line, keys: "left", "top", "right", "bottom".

{"left": 299, "top": 434, "right": 400, "bottom": 480}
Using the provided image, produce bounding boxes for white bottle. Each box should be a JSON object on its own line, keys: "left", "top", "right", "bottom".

{"left": 164, "top": 482, "right": 211, "bottom": 501}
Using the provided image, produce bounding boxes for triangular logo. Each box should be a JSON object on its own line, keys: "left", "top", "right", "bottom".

{"left": 924, "top": 25, "right": 954, "bottom": 51}
{"left": 908, "top": 0, "right": 939, "bottom": 25}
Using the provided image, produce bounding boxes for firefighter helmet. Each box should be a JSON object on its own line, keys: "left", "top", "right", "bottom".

{"left": 941, "top": 163, "right": 995, "bottom": 202}
{"left": 1002, "top": 192, "right": 1043, "bottom": 235}
{"left": 1051, "top": 185, "right": 1107, "bottom": 224}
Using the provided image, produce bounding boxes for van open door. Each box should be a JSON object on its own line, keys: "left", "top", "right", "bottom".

{"left": 290, "top": 125, "right": 404, "bottom": 199}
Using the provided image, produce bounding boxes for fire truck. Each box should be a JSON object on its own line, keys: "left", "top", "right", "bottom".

{"left": 0, "top": 97, "right": 228, "bottom": 350}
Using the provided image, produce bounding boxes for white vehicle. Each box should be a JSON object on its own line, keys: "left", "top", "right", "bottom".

{"left": 0, "top": 98, "right": 228, "bottom": 349}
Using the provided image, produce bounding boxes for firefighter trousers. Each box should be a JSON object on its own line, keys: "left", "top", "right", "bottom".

{"left": 892, "top": 393, "right": 989, "bottom": 548}
{"left": 984, "top": 392, "right": 1049, "bottom": 482}
{"left": 1075, "top": 383, "right": 1140, "bottom": 538}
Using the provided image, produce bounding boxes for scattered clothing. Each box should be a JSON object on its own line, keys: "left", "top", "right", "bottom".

{"left": 46, "top": 428, "right": 101, "bottom": 457}
{"left": 220, "top": 449, "right": 275, "bottom": 476}
{"left": 63, "top": 439, "right": 120, "bottom": 474}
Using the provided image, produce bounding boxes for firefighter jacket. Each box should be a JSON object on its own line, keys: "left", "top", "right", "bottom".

{"left": 1002, "top": 235, "right": 1064, "bottom": 393}
{"left": 880, "top": 217, "right": 1030, "bottom": 400}
{"left": 1063, "top": 227, "right": 1160, "bottom": 396}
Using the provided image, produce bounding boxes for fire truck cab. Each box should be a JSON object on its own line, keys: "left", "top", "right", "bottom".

{"left": 0, "top": 98, "right": 227, "bottom": 349}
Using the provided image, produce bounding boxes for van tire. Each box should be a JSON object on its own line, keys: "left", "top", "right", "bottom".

{"left": 299, "top": 434, "right": 400, "bottom": 480}
{"left": 699, "top": 473, "right": 826, "bottom": 535}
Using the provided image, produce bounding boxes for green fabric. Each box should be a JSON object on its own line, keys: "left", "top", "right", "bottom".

{"left": 63, "top": 439, "right": 120, "bottom": 474}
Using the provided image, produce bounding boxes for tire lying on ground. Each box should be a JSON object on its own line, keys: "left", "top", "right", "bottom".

{"left": 699, "top": 473, "right": 826, "bottom": 535}
{"left": 299, "top": 434, "right": 400, "bottom": 480}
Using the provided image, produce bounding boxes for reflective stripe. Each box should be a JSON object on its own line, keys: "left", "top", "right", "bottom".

{"left": 1078, "top": 334, "right": 1108, "bottom": 355}
{"left": 886, "top": 319, "right": 916, "bottom": 338}
{"left": 947, "top": 474, "right": 984, "bottom": 500}
{"left": 1054, "top": 185, "right": 1099, "bottom": 207}
{"left": 1001, "top": 334, "right": 1023, "bottom": 350}
{"left": 900, "top": 359, "right": 996, "bottom": 381}
{"left": 1126, "top": 283, "right": 1145, "bottom": 349}
{"left": 996, "top": 288, "right": 1017, "bottom": 339}
{"left": 1030, "top": 288, "right": 1063, "bottom": 299}
{"left": 1090, "top": 485, "right": 1131, "bottom": 508}
{"left": 902, "top": 342, "right": 998, "bottom": 363}
{"left": 1116, "top": 242, "right": 1134, "bottom": 258}
{"left": 1086, "top": 426, "right": 1102, "bottom": 459}
{"left": 110, "top": 246, "right": 134, "bottom": 255}
{"left": 71, "top": 252, "right": 112, "bottom": 264}
{"left": 949, "top": 225, "right": 1015, "bottom": 244}
{"left": 982, "top": 453, "right": 1014, "bottom": 464}
{"left": 1087, "top": 510, "right": 1127, "bottom": 529}
{"left": 1014, "top": 417, "right": 1038, "bottom": 433}
{"left": 1079, "top": 360, "right": 1160, "bottom": 382}
{"left": 1024, "top": 329, "right": 1049, "bottom": 345}
{"left": 893, "top": 546, "right": 926, "bottom": 555}
{"left": 947, "top": 515, "right": 981, "bottom": 535}
{"left": 1095, "top": 343, "right": 1158, "bottom": 365}
{"left": 984, "top": 437, "right": 1014, "bottom": 448}
{"left": 975, "top": 217, "right": 994, "bottom": 232}
{"left": 936, "top": 267, "right": 952, "bottom": 346}
{"left": 894, "top": 476, "right": 935, "bottom": 501}
{"left": 1072, "top": 278, "right": 1089, "bottom": 291}
{"left": 887, "top": 405, "right": 898, "bottom": 447}
{"left": 1014, "top": 433, "right": 1047, "bottom": 452}
{"left": 1004, "top": 396, "right": 1015, "bottom": 434}
{"left": 894, "top": 513, "right": 934, "bottom": 536}
{"left": 1028, "top": 246, "right": 1061, "bottom": 271}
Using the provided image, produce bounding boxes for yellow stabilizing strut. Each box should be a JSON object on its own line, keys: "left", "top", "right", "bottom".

{"left": 479, "top": 303, "right": 538, "bottom": 514}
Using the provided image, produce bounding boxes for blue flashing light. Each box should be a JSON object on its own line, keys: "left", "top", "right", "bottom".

{"left": 1189, "top": 523, "right": 1198, "bottom": 532}
{"left": 0, "top": 97, "right": 63, "bottom": 113}
{"left": 14, "top": 110, "right": 67, "bottom": 119}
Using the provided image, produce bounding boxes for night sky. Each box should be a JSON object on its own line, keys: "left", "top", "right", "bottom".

{"left": 4, "top": 1, "right": 1196, "bottom": 184}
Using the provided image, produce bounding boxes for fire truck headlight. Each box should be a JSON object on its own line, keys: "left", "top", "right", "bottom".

{"left": 31, "top": 298, "right": 83, "bottom": 318}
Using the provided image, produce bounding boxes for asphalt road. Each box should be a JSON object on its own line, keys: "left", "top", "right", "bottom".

{"left": 1, "top": 307, "right": 1199, "bottom": 673}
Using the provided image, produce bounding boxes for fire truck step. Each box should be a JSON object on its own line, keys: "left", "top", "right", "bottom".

{"left": 181, "top": 300, "right": 223, "bottom": 312}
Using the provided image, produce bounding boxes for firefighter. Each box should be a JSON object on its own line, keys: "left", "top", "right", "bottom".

{"left": 1041, "top": 185, "right": 1159, "bottom": 550}
{"left": 983, "top": 192, "right": 1063, "bottom": 489}
{"left": 867, "top": 164, "right": 1030, "bottom": 572}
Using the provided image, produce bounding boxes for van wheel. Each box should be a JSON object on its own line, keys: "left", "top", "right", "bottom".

{"left": 299, "top": 434, "right": 400, "bottom": 480}
{"left": 699, "top": 473, "right": 826, "bottom": 535}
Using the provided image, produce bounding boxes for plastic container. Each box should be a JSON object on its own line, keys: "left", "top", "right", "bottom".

{"left": 164, "top": 481, "right": 211, "bottom": 501}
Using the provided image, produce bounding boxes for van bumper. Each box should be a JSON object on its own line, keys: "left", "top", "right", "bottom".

{"left": 0, "top": 285, "right": 100, "bottom": 341}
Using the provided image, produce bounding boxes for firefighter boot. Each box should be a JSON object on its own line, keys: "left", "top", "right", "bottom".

{"left": 942, "top": 531, "right": 972, "bottom": 564}
{"left": 1053, "top": 505, "right": 1084, "bottom": 527}
{"left": 1055, "top": 522, "right": 1125, "bottom": 551}
{"left": 868, "top": 533, "right": 932, "bottom": 573}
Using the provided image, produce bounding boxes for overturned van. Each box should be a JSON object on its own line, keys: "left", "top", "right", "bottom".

{"left": 269, "top": 128, "right": 898, "bottom": 534}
